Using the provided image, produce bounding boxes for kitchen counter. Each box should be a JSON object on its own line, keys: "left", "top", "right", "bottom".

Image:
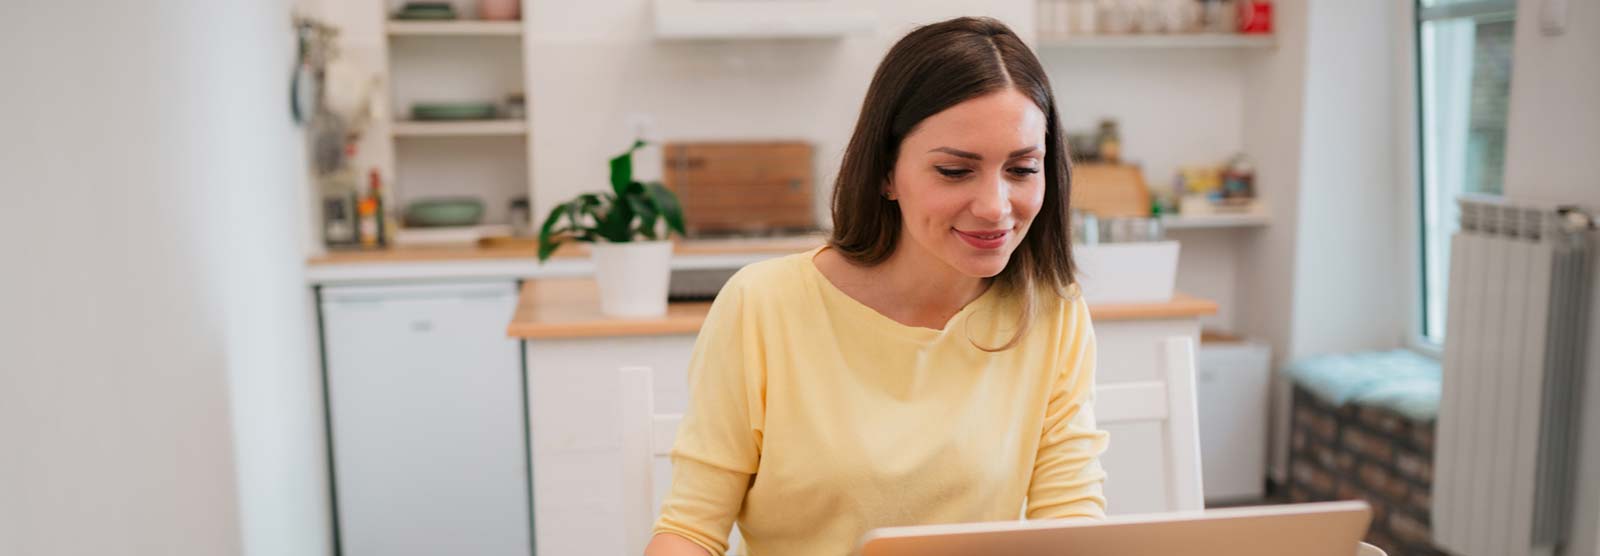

{"left": 304, "top": 234, "right": 825, "bottom": 284}
{"left": 506, "top": 278, "right": 1218, "bottom": 339}
{"left": 307, "top": 234, "right": 827, "bottom": 265}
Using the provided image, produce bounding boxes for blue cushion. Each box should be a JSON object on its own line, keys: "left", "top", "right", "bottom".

{"left": 1283, "top": 350, "right": 1441, "bottom": 421}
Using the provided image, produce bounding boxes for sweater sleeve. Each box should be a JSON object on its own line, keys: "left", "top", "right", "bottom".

{"left": 1025, "top": 297, "right": 1111, "bottom": 520}
{"left": 652, "top": 274, "right": 766, "bottom": 555}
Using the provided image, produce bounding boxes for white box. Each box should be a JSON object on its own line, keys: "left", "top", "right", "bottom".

{"left": 1074, "top": 241, "right": 1180, "bottom": 304}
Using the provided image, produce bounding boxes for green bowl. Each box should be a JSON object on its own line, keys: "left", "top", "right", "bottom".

{"left": 411, "top": 102, "right": 498, "bottom": 121}
{"left": 405, "top": 198, "right": 485, "bottom": 228}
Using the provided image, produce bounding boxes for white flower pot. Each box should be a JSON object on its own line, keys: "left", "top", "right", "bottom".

{"left": 590, "top": 240, "right": 673, "bottom": 318}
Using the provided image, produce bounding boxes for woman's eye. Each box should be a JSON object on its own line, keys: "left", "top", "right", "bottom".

{"left": 936, "top": 167, "right": 972, "bottom": 178}
{"left": 1008, "top": 167, "right": 1041, "bottom": 177}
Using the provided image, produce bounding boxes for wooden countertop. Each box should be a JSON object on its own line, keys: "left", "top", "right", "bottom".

{"left": 308, "top": 234, "right": 827, "bottom": 265}
{"left": 507, "top": 279, "right": 1218, "bottom": 339}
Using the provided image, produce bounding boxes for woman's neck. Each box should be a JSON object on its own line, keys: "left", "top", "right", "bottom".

{"left": 870, "top": 239, "right": 991, "bottom": 326}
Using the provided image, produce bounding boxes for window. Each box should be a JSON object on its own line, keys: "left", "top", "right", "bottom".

{"left": 1416, "top": 0, "right": 1516, "bottom": 343}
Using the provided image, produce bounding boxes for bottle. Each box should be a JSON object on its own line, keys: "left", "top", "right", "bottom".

{"left": 1097, "top": 119, "right": 1122, "bottom": 165}
{"left": 358, "top": 195, "right": 378, "bottom": 248}
{"left": 367, "top": 169, "right": 387, "bottom": 247}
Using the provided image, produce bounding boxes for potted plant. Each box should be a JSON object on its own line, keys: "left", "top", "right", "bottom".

{"left": 537, "top": 140, "right": 687, "bottom": 318}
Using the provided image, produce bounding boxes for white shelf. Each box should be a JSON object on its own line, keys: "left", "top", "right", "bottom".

{"left": 1037, "top": 33, "right": 1276, "bottom": 49}
{"left": 392, "top": 120, "right": 527, "bottom": 137}
{"left": 1162, "top": 212, "right": 1271, "bottom": 230}
{"left": 386, "top": 20, "right": 524, "bottom": 37}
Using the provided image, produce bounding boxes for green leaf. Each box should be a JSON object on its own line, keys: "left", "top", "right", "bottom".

{"left": 607, "top": 139, "right": 648, "bottom": 197}
{"left": 627, "top": 194, "right": 658, "bottom": 240}
{"left": 646, "top": 182, "right": 687, "bottom": 237}
{"left": 536, "top": 203, "right": 571, "bottom": 262}
{"left": 596, "top": 193, "right": 634, "bottom": 242}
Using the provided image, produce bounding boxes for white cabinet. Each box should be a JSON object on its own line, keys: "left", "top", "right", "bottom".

{"left": 320, "top": 281, "right": 531, "bottom": 556}
{"left": 1194, "top": 341, "right": 1271, "bottom": 503}
{"left": 522, "top": 335, "right": 698, "bottom": 556}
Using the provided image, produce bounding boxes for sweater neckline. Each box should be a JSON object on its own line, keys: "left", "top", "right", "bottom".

{"left": 802, "top": 246, "right": 998, "bottom": 343}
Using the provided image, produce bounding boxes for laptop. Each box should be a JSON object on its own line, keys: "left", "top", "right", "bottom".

{"left": 858, "top": 501, "right": 1374, "bottom": 556}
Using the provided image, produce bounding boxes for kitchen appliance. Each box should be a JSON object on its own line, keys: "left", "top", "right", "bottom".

{"left": 320, "top": 281, "right": 530, "bottom": 556}
{"left": 662, "top": 141, "right": 816, "bottom": 237}
{"left": 1196, "top": 334, "right": 1271, "bottom": 502}
{"left": 323, "top": 194, "right": 359, "bottom": 247}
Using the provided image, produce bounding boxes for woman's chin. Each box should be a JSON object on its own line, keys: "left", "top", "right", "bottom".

{"left": 947, "top": 250, "right": 1012, "bottom": 279}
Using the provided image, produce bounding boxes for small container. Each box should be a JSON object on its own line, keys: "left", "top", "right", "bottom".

{"left": 1238, "top": 0, "right": 1272, "bottom": 34}
{"left": 1136, "top": 0, "right": 1167, "bottom": 33}
{"left": 1054, "top": 0, "right": 1074, "bottom": 37}
{"left": 1039, "top": 0, "right": 1060, "bottom": 38}
{"left": 1096, "top": 119, "right": 1122, "bottom": 165}
{"left": 1068, "top": 0, "right": 1099, "bottom": 35}
{"left": 1161, "top": 0, "right": 1200, "bottom": 33}
{"left": 1203, "top": 0, "right": 1236, "bottom": 33}
{"left": 1097, "top": 0, "right": 1136, "bottom": 34}
{"left": 478, "top": 0, "right": 520, "bottom": 20}
{"left": 1099, "top": 216, "right": 1165, "bottom": 243}
{"left": 509, "top": 196, "right": 532, "bottom": 237}
{"left": 503, "top": 92, "right": 526, "bottom": 120}
{"left": 1073, "top": 210, "right": 1101, "bottom": 245}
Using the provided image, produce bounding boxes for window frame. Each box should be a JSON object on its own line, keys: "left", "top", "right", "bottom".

{"left": 1405, "top": 0, "right": 1517, "bottom": 355}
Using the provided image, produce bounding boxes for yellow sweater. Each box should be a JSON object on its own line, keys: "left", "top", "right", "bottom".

{"left": 653, "top": 248, "right": 1109, "bottom": 556}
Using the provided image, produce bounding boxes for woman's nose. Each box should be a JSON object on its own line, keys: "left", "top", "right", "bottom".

{"left": 970, "top": 174, "right": 1012, "bottom": 222}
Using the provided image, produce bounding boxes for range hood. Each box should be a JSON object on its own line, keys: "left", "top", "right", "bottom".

{"left": 653, "top": 0, "right": 876, "bottom": 40}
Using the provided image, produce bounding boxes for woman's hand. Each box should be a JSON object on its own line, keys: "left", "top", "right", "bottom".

{"left": 644, "top": 532, "right": 713, "bottom": 556}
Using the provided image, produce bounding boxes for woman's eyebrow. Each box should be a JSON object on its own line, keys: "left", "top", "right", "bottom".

{"left": 928, "top": 146, "right": 1042, "bottom": 160}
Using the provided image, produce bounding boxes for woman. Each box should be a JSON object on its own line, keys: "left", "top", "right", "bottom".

{"left": 647, "top": 16, "right": 1108, "bottom": 556}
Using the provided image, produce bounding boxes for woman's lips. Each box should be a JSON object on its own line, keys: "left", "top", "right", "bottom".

{"left": 954, "top": 228, "right": 1009, "bottom": 250}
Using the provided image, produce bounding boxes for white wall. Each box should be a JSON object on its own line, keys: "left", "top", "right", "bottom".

{"left": 1285, "top": 0, "right": 1405, "bottom": 358}
{"left": 1500, "top": 1, "right": 1600, "bottom": 554}
{"left": 1236, "top": 0, "right": 1310, "bottom": 484}
{"left": 0, "top": 2, "right": 328, "bottom": 555}
{"left": 1233, "top": 0, "right": 1409, "bottom": 483}
{"left": 217, "top": 3, "right": 338, "bottom": 556}
{"left": 523, "top": 0, "right": 1034, "bottom": 221}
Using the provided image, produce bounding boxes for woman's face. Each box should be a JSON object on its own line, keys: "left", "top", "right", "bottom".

{"left": 888, "top": 88, "right": 1048, "bottom": 279}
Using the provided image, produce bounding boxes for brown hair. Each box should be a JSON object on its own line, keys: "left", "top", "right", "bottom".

{"left": 828, "top": 16, "right": 1076, "bottom": 351}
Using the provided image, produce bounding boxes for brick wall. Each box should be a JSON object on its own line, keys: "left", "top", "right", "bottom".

{"left": 1288, "top": 387, "right": 1448, "bottom": 556}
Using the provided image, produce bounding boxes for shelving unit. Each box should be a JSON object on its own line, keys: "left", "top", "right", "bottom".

{"left": 392, "top": 120, "right": 528, "bottom": 137}
{"left": 1037, "top": 33, "right": 1277, "bottom": 49}
{"left": 1162, "top": 212, "right": 1271, "bottom": 230}
{"left": 380, "top": 2, "right": 533, "bottom": 242}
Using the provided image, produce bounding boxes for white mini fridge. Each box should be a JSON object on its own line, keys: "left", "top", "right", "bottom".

{"left": 1195, "top": 340, "right": 1272, "bottom": 503}
{"left": 320, "top": 281, "right": 532, "bottom": 556}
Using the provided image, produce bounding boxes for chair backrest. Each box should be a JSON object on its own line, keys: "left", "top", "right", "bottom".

{"left": 620, "top": 366, "right": 741, "bottom": 555}
{"left": 1094, "top": 336, "right": 1206, "bottom": 513}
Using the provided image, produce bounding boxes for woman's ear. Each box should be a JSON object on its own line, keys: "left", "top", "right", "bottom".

{"left": 882, "top": 174, "right": 897, "bottom": 201}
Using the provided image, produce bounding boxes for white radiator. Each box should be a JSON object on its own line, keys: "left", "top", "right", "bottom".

{"left": 1434, "top": 196, "right": 1593, "bottom": 556}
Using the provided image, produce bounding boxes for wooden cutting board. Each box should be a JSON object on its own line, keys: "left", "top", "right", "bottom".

{"left": 1072, "top": 163, "right": 1151, "bottom": 217}
{"left": 662, "top": 141, "right": 816, "bottom": 236}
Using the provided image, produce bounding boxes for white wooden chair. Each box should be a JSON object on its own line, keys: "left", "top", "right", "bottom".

{"left": 620, "top": 366, "right": 743, "bottom": 556}
{"left": 1095, "top": 336, "right": 1207, "bottom": 513}
{"left": 1095, "top": 339, "right": 1385, "bottom": 556}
